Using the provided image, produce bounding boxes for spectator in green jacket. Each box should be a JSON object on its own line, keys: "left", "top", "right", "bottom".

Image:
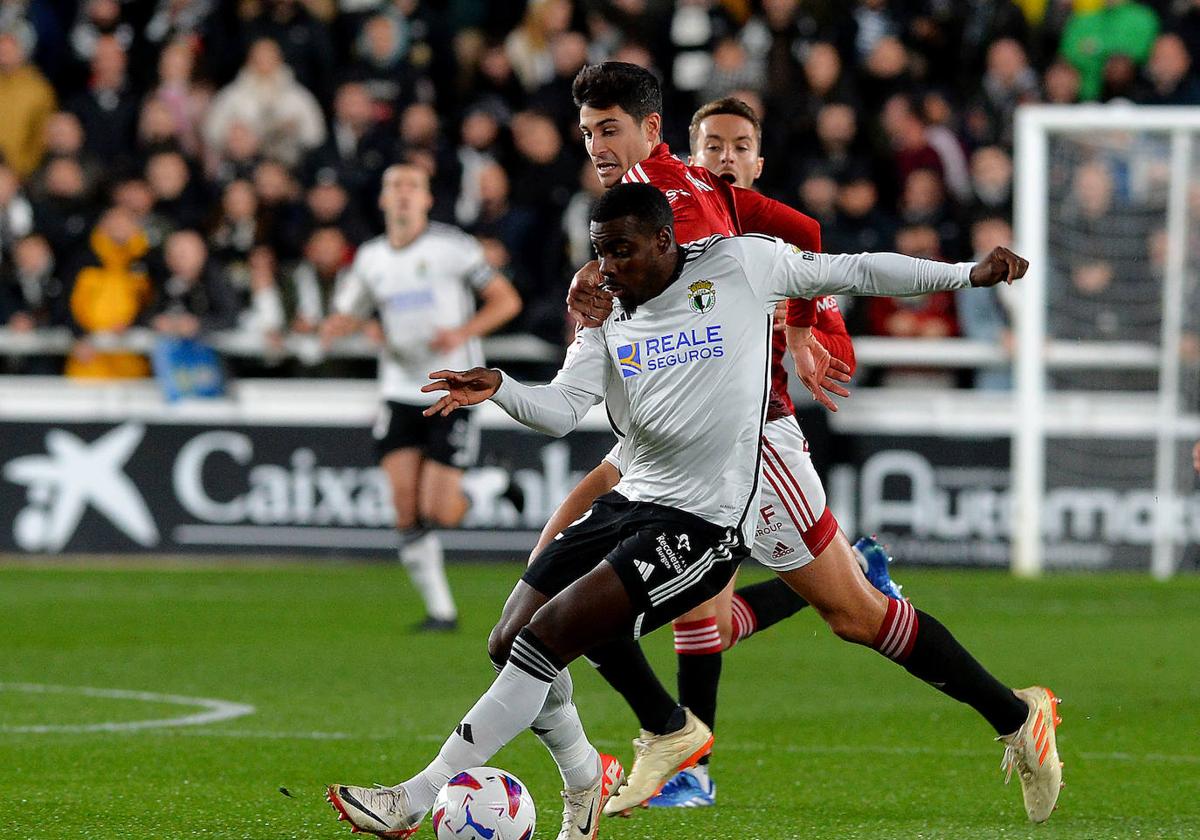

{"left": 1061, "top": 0, "right": 1160, "bottom": 100}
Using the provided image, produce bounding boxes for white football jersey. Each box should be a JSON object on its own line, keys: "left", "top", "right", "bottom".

{"left": 493, "top": 234, "right": 973, "bottom": 542}
{"left": 333, "top": 223, "right": 495, "bottom": 403}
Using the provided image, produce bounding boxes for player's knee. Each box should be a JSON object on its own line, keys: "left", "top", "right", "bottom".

{"left": 487, "top": 619, "right": 521, "bottom": 666}
{"left": 717, "top": 615, "right": 735, "bottom": 650}
{"left": 822, "top": 608, "right": 876, "bottom": 645}
{"left": 526, "top": 599, "right": 564, "bottom": 640}
{"left": 419, "top": 506, "right": 456, "bottom": 528}
{"left": 392, "top": 499, "right": 419, "bottom": 529}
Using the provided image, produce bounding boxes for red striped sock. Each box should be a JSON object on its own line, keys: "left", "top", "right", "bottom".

{"left": 873, "top": 597, "right": 918, "bottom": 662}
{"left": 673, "top": 617, "right": 723, "bottom": 655}
{"left": 728, "top": 595, "right": 757, "bottom": 648}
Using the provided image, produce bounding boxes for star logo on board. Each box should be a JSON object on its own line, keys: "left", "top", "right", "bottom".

{"left": 2, "top": 424, "right": 159, "bottom": 551}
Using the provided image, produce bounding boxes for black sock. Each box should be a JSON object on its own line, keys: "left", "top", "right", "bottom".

{"left": 732, "top": 578, "right": 808, "bottom": 640}
{"left": 677, "top": 653, "right": 722, "bottom": 729}
{"left": 902, "top": 609, "right": 1028, "bottom": 735}
{"left": 677, "top": 651, "right": 721, "bottom": 764}
{"left": 587, "top": 637, "right": 679, "bottom": 734}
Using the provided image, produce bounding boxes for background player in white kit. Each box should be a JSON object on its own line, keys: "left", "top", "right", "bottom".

{"left": 320, "top": 164, "right": 521, "bottom": 631}
{"left": 325, "top": 184, "right": 1041, "bottom": 840}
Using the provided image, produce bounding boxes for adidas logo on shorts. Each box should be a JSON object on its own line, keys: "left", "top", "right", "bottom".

{"left": 635, "top": 560, "right": 655, "bottom": 580}
{"left": 772, "top": 541, "right": 795, "bottom": 560}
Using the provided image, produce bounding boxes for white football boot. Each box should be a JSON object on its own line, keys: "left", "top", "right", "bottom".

{"left": 326, "top": 783, "right": 422, "bottom": 837}
{"left": 557, "top": 753, "right": 624, "bottom": 840}
{"left": 998, "top": 686, "right": 1064, "bottom": 823}
{"left": 602, "top": 708, "right": 713, "bottom": 816}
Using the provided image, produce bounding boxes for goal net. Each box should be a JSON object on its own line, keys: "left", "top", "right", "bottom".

{"left": 1013, "top": 106, "right": 1200, "bottom": 577}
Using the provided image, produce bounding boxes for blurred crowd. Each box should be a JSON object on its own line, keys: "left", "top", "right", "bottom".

{"left": 1, "top": 0, "right": 1199, "bottom": 386}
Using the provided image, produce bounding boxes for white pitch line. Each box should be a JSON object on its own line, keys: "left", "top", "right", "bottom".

{"left": 2, "top": 689, "right": 1196, "bottom": 769}
{"left": 167, "top": 728, "right": 353, "bottom": 741}
{"left": 0, "top": 682, "right": 255, "bottom": 733}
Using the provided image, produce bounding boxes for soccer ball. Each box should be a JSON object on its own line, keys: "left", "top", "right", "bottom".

{"left": 432, "top": 766, "right": 536, "bottom": 840}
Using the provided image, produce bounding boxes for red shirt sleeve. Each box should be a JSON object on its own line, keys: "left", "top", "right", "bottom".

{"left": 812, "top": 297, "right": 856, "bottom": 376}
{"left": 729, "top": 187, "right": 822, "bottom": 327}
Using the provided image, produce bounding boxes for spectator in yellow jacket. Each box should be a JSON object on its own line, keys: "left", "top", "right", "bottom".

{"left": 0, "top": 31, "right": 57, "bottom": 178}
{"left": 66, "top": 207, "right": 153, "bottom": 379}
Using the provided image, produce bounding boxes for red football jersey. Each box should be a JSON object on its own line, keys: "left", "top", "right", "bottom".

{"left": 622, "top": 144, "right": 842, "bottom": 420}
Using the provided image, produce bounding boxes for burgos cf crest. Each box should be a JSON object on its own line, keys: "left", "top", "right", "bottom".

{"left": 617, "top": 342, "right": 642, "bottom": 378}
{"left": 687, "top": 279, "right": 715, "bottom": 313}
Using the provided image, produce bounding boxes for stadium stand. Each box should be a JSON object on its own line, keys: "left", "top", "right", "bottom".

{"left": 0, "top": 0, "right": 1197, "bottom": 386}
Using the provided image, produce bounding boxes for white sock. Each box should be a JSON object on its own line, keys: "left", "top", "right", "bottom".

{"left": 399, "top": 532, "right": 456, "bottom": 620}
{"left": 401, "top": 630, "right": 561, "bottom": 814}
{"left": 531, "top": 668, "right": 601, "bottom": 789}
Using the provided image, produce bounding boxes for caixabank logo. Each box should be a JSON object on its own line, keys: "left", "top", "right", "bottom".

{"left": 615, "top": 325, "right": 725, "bottom": 379}
{"left": 3, "top": 424, "right": 159, "bottom": 551}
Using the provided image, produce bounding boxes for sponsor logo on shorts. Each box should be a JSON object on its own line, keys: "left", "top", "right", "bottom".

{"left": 771, "top": 541, "right": 795, "bottom": 560}
{"left": 654, "top": 532, "right": 686, "bottom": 574}
{"left": 756, "top": 505, "right": 784, "bottom": 538}
{"left": 634, "top": 560, "right": 654, "bottom": 581}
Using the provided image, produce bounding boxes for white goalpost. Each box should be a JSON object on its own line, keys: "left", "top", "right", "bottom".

{"left": 1013, "top": 105, "right": 1200, "bottom": 579}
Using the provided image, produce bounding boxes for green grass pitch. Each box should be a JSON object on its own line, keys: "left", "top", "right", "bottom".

{"left": 1, "top": 560, "right": 1198, "bottom": 839}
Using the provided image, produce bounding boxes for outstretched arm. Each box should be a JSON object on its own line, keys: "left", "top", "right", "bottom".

{"left": 766, "top": 245, "right": 1028, "bottom": 301}
{"left": 423, "top": 327, "right": 610, "bottom": 437}
{"left": 730, "top": 187, "right": 821, "bottom": 327}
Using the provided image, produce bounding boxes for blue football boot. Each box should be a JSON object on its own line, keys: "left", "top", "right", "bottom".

{"left": 853, "top": 536, "right": 904, "bottom": 601}
{"left": 646, "top": 768, "right": 716, "bottom": 808}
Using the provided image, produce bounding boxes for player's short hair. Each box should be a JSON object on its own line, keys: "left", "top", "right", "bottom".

{"left": 572, "top": 62, "right": 662, "bottom": 122}
{"left": 688, "top": 97, "right": 762, "bottom": 152}
{"left": 591, "top": 182, "right": 674, "bottom": 234}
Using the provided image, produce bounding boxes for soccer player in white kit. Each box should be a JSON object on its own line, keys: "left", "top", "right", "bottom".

{"left": 557, "top": 65, "right": 1060, "bottom": 824}
{"left": 541, "top": 96, "right": 893, "bottom": 810}
{"left": 320, "top": 164, "right": 521, "bottom": 631}
{"left": 325, "top": 183, "right": 1041, "bottom": 839}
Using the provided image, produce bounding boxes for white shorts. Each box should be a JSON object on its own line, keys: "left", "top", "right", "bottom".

{"left": 752, "top": 415, "right": 838, "bottom": 571}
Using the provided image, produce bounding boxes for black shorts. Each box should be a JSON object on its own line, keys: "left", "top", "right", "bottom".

{"left": 373, "top": 401, "right": 479, "bottom": 467}
{"left": 523, "top": 492, "right": 748, "bottom": 639}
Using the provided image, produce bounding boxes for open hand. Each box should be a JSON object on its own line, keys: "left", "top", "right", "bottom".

{"left": 970, "top": 247, "right": 1029, "bottom": 287}
{"left": 788, "top": 326, "right": 852, "bottom": 412}
{"left": 566, "top": 260, "right": 613, "bottom": 327}
{"left": 421, "top": 367, "right": 503, "bottom": 417}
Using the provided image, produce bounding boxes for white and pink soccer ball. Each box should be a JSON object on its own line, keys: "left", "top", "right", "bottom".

{"left": 432, "top": 766, "right": 536, "bottom": 840}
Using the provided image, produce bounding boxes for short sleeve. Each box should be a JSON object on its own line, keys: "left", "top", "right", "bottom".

{"left": 455, "top": 234, "right": 495, "bottom": 292}
{"left": 602, "top": 442, "right": 622, "bottom": 473}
